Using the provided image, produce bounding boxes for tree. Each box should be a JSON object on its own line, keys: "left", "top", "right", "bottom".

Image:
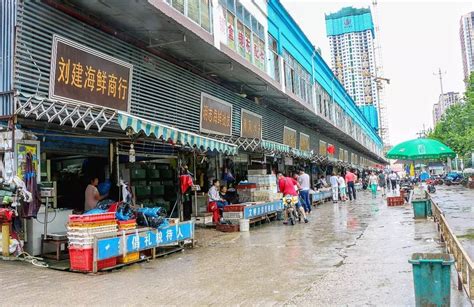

{"left": 429, "top": 73, "right": 474, "bottom": 160}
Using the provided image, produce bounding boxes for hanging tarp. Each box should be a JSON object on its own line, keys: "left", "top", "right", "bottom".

{"left": 261, "top": 140, "right": 290, "bottom": 154}
{"left": 118, "top": 112, "right": 237, "bottom": 155}
{"left": 118, "top": 112, "right": 178, "bottom": 142}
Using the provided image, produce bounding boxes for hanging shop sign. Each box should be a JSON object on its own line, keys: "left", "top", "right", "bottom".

{"left": 283, "top": 126, "right": 297, "bottom": 148}
{"left": 200, "top": 93, "right": 232, "bottom": 136}
{"left": 299, "top": 133, "right": 310, "bottom": 151}
{"left": 319, "top": 140, "right": 327, "bottom": 156}
{"left": 49, "top": 35, "right": 133, "bottom": 111}
{"left": 241, "top": 109, "right": 262, "bottom": 139}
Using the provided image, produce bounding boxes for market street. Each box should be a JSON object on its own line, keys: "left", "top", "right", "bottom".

{"left": 1, "top": 190, "right": 470, "bottom": 306}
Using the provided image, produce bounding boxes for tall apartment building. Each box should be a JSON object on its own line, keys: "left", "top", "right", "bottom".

{"left": 460, "top": 12, "right": 474, "bottom": 85}
{"left": 325, "top": 7, "right": 388, "bottom": 145}
{"left": 432, "top": 92, "right": 462, "bottom": 126}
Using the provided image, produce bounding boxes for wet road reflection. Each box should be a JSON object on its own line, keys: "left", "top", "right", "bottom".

{"left": 431, "top": 186, "right": 474, "bottom": 259}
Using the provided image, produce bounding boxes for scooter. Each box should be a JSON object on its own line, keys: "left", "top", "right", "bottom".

{"left": 284, "top": 195, "right": 301, "bottom": 225}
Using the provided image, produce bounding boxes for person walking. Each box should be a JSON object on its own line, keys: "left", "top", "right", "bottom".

{"left": 297, "top": 169, "right": 311, "bottom": 214}
{"left": 329, "top": 172, "right": 339, "bottom": 203}
{"left": 389, "top": 171, "right": 398, "bottom": 192}
{"left": 378, "top": 172, "right": 386, "bottom": 196}
{"left": 337, "top": 174, "right": 347, "bottom": 201}
{"left": 345, "top": 169, "right": 357, "bottom": 201}
{"left": 369, "top": 172, "right": 378, "bottom": 198}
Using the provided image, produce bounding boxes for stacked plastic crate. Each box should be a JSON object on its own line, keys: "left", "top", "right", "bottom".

{"left": 247, "top": 170, "right": 279, "bottom": 202}
{"left": 67, "top": 212, "right": 118, "bottom": 272}
{"left": 116, "top": 219, "right": 140, "bottom": 264}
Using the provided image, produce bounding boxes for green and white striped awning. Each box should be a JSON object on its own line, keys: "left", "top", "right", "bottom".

{"left": 178, "top": 133, "right": 237, "bottom": 155}
{"left": 118, "top": 112, "right": 237, "bottom": 155}
{"left": 261, "top": 140, "right": 290, "bottom": 153}
{"left": 118, "top": 112, "right": 179, "bottom": 142}
{"left": 291, "top": 149, "right": 312, "bottom": 160}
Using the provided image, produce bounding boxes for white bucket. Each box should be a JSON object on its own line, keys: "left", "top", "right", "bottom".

{"left": 239, "top": 219, "right": 249, "bottom": 232}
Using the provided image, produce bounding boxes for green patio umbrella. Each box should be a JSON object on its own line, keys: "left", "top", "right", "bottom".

{"left": 386, "top": 138, "right": 456, "bottom": 160}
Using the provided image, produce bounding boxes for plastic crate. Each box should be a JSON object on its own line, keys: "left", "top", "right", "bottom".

{"left": 387, "top": 196, "right": 404, "bottom": 206}
{"left": 67, "top": 220, "right": 117, "bottom": 228}
{"left": 223, "top": 211, "right": 243, "bottom": 219}
{"left": 117, "top": 219, "right": 137, "bottom": 231}
{"left": 223, "top": 205, "right": 246, "bottom": 212}
{"left": 68, "top": 212, "right": 116, "bottom": 223}
{"left": 236, "top": 184, "right": 257, "bottom": 190}
{"left": 69, "top": 247, "right": 117, "bottom": 272}
{"left": 216, "top": 224, "right": 239, "bottom": 232}
{"left": 118, "top": 252, "right": 140, "bottom": 264}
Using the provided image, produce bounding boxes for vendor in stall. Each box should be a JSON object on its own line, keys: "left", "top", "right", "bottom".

{"left": 208, "top": 179, "right": 228, "bottom": 209}
{"left": 220, "top": 185, "right": 238, "bottom": 204}
{"left": 84, "top": 176, "right": 108, "bottom": 212}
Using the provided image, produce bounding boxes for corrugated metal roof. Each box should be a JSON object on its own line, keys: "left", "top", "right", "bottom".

{"left": 14, "top": 1, "right": 379, "bottom": 166}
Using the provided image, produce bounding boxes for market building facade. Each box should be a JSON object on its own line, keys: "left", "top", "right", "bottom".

{"left": 0, "top": 0, "right": 386, "bottom": 259}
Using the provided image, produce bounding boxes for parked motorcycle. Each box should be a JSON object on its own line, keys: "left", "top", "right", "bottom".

{"left": 427, "top": 184, "right": 436, "bottom": 193}
{"left": 284, "top": 195, "right": 301, "bottom": 225}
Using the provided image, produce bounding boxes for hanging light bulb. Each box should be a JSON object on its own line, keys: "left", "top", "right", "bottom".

{"left": 129, "top": 144, "right": 136, "bottom": 163}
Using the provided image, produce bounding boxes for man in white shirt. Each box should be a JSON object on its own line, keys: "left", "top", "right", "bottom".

{"left": 329, "top": 172, "right": 339, "bottom": 203}
{"left": 389, "top": 171, "right": 398, "bottom": 191}
{"left": 298, "top": 169, "right": 311, "bottom": 214}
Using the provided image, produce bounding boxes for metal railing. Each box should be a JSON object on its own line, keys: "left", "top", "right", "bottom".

{"left": 428, "top": 194, "right": 474, "bottom": 299}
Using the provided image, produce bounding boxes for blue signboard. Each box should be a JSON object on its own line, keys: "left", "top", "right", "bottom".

{"left": 243, "top": 201, "right": 283, "bottom": 219}
{"left": 96, "top": 221, "right": 195, "bottom": 260}
{"left": 97, "top": 237, "right": 120, "bottom": 261}
{"left": 156, "top": 221, "right": 194, "bottom": 246}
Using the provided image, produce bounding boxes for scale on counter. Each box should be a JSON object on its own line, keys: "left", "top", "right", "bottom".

{"left": 40, "top": 186, "right": 59, "bottom": 240}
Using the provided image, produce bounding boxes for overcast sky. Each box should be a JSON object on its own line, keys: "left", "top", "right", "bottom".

{"left": 281, "top": 0, "right": 474, "bottom": 145}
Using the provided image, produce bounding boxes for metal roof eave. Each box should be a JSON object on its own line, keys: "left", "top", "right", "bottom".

{"left": 55, "top": 0, "right": 385, "bottom": 163}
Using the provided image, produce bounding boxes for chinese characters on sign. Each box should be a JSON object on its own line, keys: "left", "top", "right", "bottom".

{"left": 319, "top": 140, "right": 327, "bottom": 156}
{"left": 49, "top": 35, "right": 132, "bottom": 111}
{"left": 283, "top": 126, "right": 297, "bottom": 148}
{"left": 299, "top": 133, "right": 310, "bottom": 151}
{"left": 200, "top": 93, "right": 232, "bottom": 135}
{"left": 241, "top": 109, "right": 262, "bottom": 139}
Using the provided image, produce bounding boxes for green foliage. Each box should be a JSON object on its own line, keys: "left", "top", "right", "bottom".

{"left": 429, "top": 73, "right": 474, "bottom": 157}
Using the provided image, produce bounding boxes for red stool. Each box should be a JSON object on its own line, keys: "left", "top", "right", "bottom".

{"left": 207, "top": 202, "right": 220, "bottom": 224}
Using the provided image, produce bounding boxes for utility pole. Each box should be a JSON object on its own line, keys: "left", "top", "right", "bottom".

{"left": 433, "top": 68, "right": 446, "bottom": 96}
{"left": 433, "top": 68, "right": 447, "bottom": 110}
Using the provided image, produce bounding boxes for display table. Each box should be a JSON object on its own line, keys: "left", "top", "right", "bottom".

{"left": 222, "top": 200, "right": 283, "bottom": 226}
{"left": 311, "top": 189, "right": 332, "bottom": 204}
{"left": 72, "top": 220, "right": 195, "bottom": 273}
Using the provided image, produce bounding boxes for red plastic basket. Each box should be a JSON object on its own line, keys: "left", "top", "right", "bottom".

{"left": 69, "top": 212, "right": 116, "bottom": 223}
{"left": 69, "top": 247, "right": 117, "bottom": 272}
{"left": 236, "top": 184, "right": 257, "bottom": 190}
{"left": 216, "top": 224, "right": 239, "bottom": 232}
{"left": 387, "top": 196, "right": 404, "bottom": 207}
{"left": 223, "top": 205, "right": 246, "bottom": 212}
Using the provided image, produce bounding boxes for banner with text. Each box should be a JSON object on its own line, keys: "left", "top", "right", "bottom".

{"left": 49, "top": 35, "right": 133, "bottom": 111}
{"left": 200, "top": 93, "right": 232, "bottom": 135}
{"left": 241, "top": 109, "right": 262, "bottom": 139}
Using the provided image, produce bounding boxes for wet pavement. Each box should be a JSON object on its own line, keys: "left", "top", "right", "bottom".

{"left": 0, "top": 191, "right": 471, "bottom": 306}
{"left": 431, "top": 185, "right": 474, "bottom": 260}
